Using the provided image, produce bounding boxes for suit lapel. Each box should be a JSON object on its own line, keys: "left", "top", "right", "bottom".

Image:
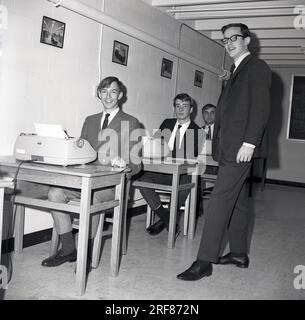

{"left": 227, "top": 55, "right": 252, "bottom": 85}
{"left": 218, "top": 55, "right": 253, "bottom": 116}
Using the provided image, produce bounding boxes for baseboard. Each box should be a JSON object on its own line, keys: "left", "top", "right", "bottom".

{"left": 250, "top": 177, "right": 305, "bottom": 188}
{"left": 265, "top": 178, "right": 305, "bottom": 188}
{"left": 1, "top": 228, "right": 53, "bottom": 254}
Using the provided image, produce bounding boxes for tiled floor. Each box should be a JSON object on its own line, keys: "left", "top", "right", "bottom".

{"left": 2, "top": 184, "right": 305, "bottom": 300}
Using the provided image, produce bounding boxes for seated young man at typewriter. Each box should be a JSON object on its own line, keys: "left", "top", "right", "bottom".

{"left": 41, "top": 76, "right": 142, "bottom": 272}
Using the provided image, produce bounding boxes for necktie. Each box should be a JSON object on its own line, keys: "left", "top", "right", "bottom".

{"left": 102, "top": 113, "right": 110, "bottom": 130}
{"left": 172, "top": 124, "right": 182, "bottom": 158}
{"left": 229, "top": 63, "right": 236, "bottom": 78}
{"left": 206, "top": 125, "right": 211, "bottom": 140}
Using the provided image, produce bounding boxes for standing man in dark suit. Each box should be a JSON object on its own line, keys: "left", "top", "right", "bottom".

{"left": 177, "top": 23, "right": 272, "bottom": 280}
{"left": 136, "top": 93, "right": 204, "bottom": 237}
{"left": 41, "top": 76, "right": 142, "bottom": 270}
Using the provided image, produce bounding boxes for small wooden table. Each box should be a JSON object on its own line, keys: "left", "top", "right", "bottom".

{"left": 0, "top": 156, "right": 126, "bottom": 296}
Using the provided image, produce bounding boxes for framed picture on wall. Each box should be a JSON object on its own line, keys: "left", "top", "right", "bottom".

{"left": 287, "top": 74, "right": 305, "bottom": 141}
{"left": 112, "top": 40, "right": 129, "bottom": 66}
{"left": 194, "top": 70, "right": 204, "bottom": 88}
{"left": 160, "top": 58, "right": 173, "bottom": 79}
{"left": 40, "top": 16, "right": 66, "bottom": 49}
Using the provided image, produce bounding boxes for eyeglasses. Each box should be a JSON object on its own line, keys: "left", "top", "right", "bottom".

{"left": 221, "top": 34, "right": 245, "bottom": 45}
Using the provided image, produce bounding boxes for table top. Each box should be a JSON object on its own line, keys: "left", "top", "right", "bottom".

{"left": 0, "top": 156, "right": 127, "bottom": 178}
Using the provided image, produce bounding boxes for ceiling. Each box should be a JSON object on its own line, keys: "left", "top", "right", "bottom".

{"left": 151, "top": 0, "right": 305, "bottom": 67}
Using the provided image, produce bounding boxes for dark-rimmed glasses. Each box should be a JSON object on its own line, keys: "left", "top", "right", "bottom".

{"left": 221, "top": 34, "right": 245, "bottom": 45}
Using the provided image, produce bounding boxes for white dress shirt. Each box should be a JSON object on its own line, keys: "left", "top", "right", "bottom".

{"left": 168, "top": 120, "right": 191, "bottom": 151}
{"left": 100, "top": 107, "right": 119, "bottom": 128}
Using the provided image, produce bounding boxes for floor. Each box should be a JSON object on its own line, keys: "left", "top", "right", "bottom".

{"left": 2, "top": 184, "right": 305, "bottom": 300}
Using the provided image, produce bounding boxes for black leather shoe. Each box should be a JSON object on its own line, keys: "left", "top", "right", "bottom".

{"left": 41, "top": 249, "right": 77, "bottom": 267}
{"left": 146, "top": 219, "right": 165, "bottom": 235}
{"left": 218, "top": 252, "right": 249, "bottom": 268}
{"left": 177, "top": 260, "right": 213, "bottom": 281}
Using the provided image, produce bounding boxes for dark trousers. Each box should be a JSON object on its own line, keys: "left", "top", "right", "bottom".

{"left": 197, "top": 161, "right": 252, "bottom": 263}
{"left": 137, "top": 172, "right": 191, "bottom": 226}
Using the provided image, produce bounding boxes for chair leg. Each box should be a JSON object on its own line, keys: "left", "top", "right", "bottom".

{"left": 122, "top": 179, "right": 130, "bottom": 255}
{"left": 92, "top": 213, "right": 105, "bottom": 269}
{"left": 248, "top": 160, "right": 254, "bottom": 198}
{"left": 122, "top": 208, "right": 127, "bottom": 255}
{"left": 183, "top": 195, "right": 190, "bottom": 236}
{"left": 260, "top": 158, "right": 267, "bottom": 192}
{"left": 50, "top": 224, "right": 59, "bottom": 255}
{"left": 146, "top": 205, "right": 153, "bottom": 228}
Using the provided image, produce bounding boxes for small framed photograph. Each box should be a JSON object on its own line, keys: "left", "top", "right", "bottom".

{"left": 112, "top": 40, "right": 129, "bottom": 66}
{"left": 194, "top": 70, "right": 204, "bottom": 88}
{"left": 40, "top": 16, "right": 66, "bottom": 49}
{"left": 161, "top": 58, "right": 173, "bottom": 79}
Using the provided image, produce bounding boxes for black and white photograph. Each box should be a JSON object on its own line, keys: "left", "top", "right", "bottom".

{"left": 112, "top": 40, "right": 129, "bottom": 66}
{"left": 40, "top": 16, "right": 66, "bottom": 48}
{"left": 1, "top": 0, "right": 305, "bottom": 304}
{"left": 160, "top": 57, "right": 173, "bottom": 79}
{"left": 194, "top": 70, "right": 204, "bottom": 87}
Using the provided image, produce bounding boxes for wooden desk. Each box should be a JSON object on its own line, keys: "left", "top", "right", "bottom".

{"left": 0, "top": 156, "right": 126, "bottom": 296}
{"left": 133, "top": 157, "right": 199, "bottom": 249}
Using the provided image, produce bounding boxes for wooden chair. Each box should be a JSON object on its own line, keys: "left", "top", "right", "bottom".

{"left": 50, "top": 177, "right": 131, "bottom": 269}
{"left": 132, "top": 159, "right": 200, "bottom": 241}
{"left": 145, "top": 192, "right": 191, "bottom": 236}
{"left": 248, "top": 157, "right": 267, "bottom": 197}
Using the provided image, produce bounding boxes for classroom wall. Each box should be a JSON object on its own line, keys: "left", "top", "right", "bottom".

{"left": 100, "top": 0, "right": 224, "bottom": 132}
{"left": 0, "top": 0, "right": 103, "bottom": 234}
{"left": 0, "top": 0, "right": 224, "bottom": 237}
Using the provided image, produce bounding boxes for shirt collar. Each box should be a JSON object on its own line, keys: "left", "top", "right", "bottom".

{"left": 101, "top": 108, "right": 119, "bottom": 127}
{"left": 176, "top": 119, "right": 191, "bottom": 129}
{"left": 234, "top": 51, "right": 250, "bottom": 71}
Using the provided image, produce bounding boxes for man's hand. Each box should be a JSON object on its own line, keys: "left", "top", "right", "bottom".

{"left": 236, "top": 145, "right": 254, "bottom": 163}
{"left": 111, "top": 157, "right": 127, "bottom": 168}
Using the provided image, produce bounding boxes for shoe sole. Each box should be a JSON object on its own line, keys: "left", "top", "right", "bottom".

{"left": 219, "top": 261, "right": 249, "bottom": 268}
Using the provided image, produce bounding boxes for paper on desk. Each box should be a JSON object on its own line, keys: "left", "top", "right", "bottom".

{"left": 34, "top": 123, "right": 68, "bottom": 139}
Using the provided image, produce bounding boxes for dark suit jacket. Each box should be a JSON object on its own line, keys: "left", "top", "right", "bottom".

{"left": 212, "top": 55, "right": 272, "bottom": 163}
{"left": 81, "top": 109, "right": 142, "bottom": 177}
{"left": 155, "top": 118, "right": 204, "bottom": 159}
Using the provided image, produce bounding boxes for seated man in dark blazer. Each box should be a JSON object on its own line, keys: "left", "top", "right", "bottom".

{"left": 136, "top": 93, "right": 204, "bottom": 237}
{"left": 41, "top": 76, "right": 142, "bottom": 270}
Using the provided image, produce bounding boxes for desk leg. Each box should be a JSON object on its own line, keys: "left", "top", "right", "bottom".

{"left": 168, "top": 168, "right": 179, "bottom": 249}
{"left": 0, "top": 188, "right": 4, "bottom": 265}
{"left": 14, "top": 205, "right": 25, "bottom": 254}
{"left": 75, "top": 177, "right": 91, "bottom": 296}
{"left": 110, "top": 174, "right": 125, "bottom": 277}
{"left": 188, "top": 172, "right": 198, "bottom": 240}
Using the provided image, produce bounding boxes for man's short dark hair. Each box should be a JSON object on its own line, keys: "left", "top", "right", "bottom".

{"left": 173, "top": 93, "right": 192, "bottom": 106}
{"left": 97, "top": 76, "right": 124, "bottom": 99}
{"left": 202, "top": 104, "right": 216, "bottom": 112}
{"left": 221, "top": 23, "right": 251, "bottom": 39}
